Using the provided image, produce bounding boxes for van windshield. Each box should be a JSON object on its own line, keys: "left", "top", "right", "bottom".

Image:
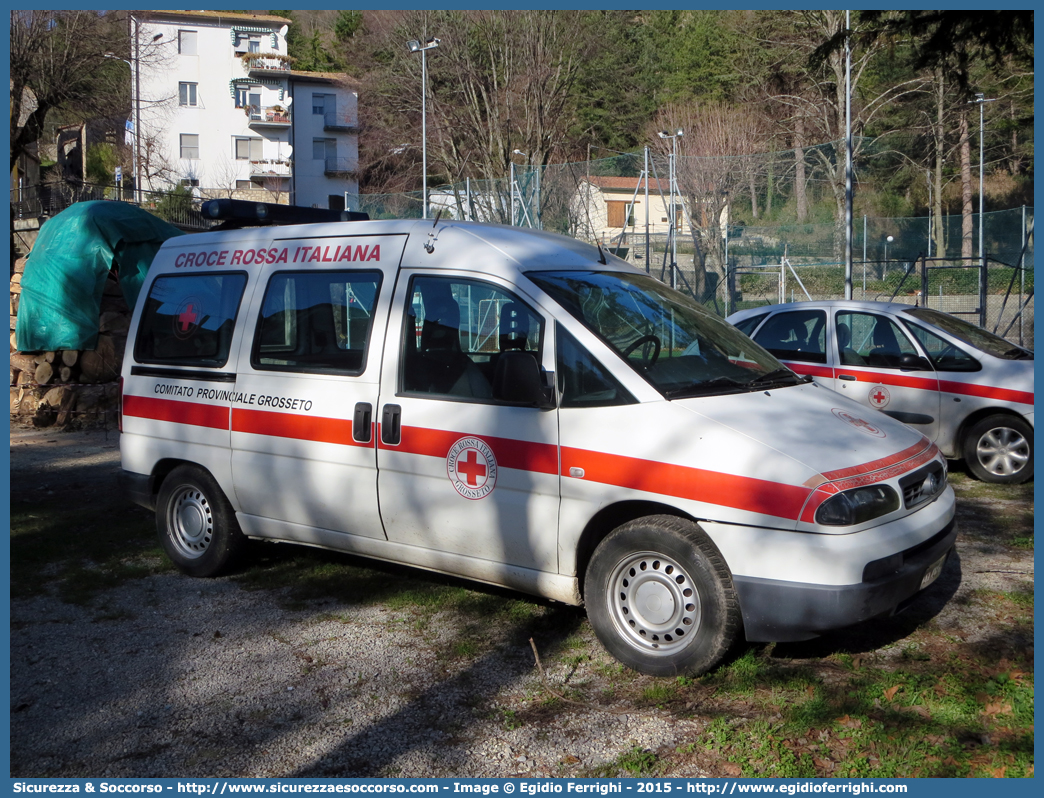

{"left": 528, "top": 270, "right": 801, "bottom": 398}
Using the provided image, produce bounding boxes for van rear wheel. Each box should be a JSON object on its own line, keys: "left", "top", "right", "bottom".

{"left": 585, "top": 515, "right": 740, "bottom": 677}
{"left": 156, "top": 465, "right": 246, "bottom": 577}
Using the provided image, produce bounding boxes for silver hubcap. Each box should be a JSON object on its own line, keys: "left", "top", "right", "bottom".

{"left": 976, "top": 427, "right": 1030, "bottom": 477}
{"left": 608, "top": 551, "right": 701, "bottom": 656}
{"left": 168, "top": 485, "right": 213, "bottom": 559}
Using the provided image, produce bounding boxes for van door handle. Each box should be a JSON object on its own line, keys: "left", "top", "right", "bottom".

{"left": 353, "top": 402, "right": 372, "bottom": 443}
{"left": 381, "top": 404, "right": 401, "bottom": 445}
{"left": 838, "top": 374, "right": 856, "bottom": 381}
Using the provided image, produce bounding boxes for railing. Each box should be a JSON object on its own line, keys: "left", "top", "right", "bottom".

{"left": 11, "top": 182, "right": 215, "bottom": 230}
{"left": 249, "top": 159, "right": 292, "bottom": 176}
{"left": 324, "top": 157, "right": 357, "bottom": 175}
{"left": 323, "top": 111, "right": 357, "bottom": 131}
{"left": 244, "top": 56, "right": 291, "bottom": 72}
{"left": 248, "top": 106, "right": 291, "bottom": 125}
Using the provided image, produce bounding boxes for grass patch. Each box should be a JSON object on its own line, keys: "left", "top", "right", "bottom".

{"left": 10, "top": 500, "right": 169, "bottom": 604}
{"left": 673, "top": 645, "right": 1035, "bottom": 778}
{"left": 585, "top": 745, "right": 660, "bottom": 777}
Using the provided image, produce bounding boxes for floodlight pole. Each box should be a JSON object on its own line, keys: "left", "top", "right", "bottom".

{"left": 408, "top": 37, "right": 441, "bottom": 219}
{"left": 844, "top": 10, "right": 853, "bottom": 300}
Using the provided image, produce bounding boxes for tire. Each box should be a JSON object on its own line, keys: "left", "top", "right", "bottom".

{"left": 584, "top": 515, "right": 741, "bottom": 677}
{"left": 156, "top": 465, "right": 246, "bottom": 577}
{"left": 962, "top": 414, "right": 1033, "bottom": 484}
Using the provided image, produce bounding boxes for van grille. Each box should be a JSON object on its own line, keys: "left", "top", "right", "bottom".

{"left": 899, "top": 462, "right": 946, "bottom": 510}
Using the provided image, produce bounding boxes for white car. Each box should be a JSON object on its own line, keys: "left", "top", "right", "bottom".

{"left": 118, "top": 204, "right": 957, "bottom": 676}
{"left": 728, "top": 300, "right": 1034, "bottom": 484}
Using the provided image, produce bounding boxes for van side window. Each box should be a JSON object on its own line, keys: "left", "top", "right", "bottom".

{"left": 134, "top": 272, "right": 247, "bottom": 367}
{"left": 556, "top": 323, "right": 636, "bottom": 408}
{"left": 251, "top": 270, "right": 381, "bottom": 374}
{"left": 401, "top": 276, "right": 543, "bottom": 401}
{"left": 904, "top": 322, "right": 981, "bottom": 372}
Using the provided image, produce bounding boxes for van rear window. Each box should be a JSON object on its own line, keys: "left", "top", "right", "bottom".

{"left": 134, "top": 272, "right": 248, "bottom": 367}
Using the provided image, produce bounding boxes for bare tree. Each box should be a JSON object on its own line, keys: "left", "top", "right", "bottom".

{"left": 657, "top": 101, "right": 768, "bottom": 297}
{"left": 10, "top": 10, "right": 129, "bottom": 174}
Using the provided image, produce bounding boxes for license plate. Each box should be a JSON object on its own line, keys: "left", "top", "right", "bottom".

{"left": 919, "top": 553, "right": 947, "bottom": 590}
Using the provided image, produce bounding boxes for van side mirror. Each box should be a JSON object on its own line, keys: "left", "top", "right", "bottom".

{"left": 492, "top": 351, "right": 556, "bottom": 408}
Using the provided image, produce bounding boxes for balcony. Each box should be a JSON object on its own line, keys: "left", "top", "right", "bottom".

{"left": 250, "top": 158, "right": 292, "bottom": 177}
{"left": 324, "top": 157, "right": 358, "bottom": 177}
{"left": 248, "top": 106, "right": 292, "bottom": 129}
{"left": 243, "top": 54, "right": 292, "bottom": 74}
{"left": 323, "top": 111, "right": 358, "bottom": 132}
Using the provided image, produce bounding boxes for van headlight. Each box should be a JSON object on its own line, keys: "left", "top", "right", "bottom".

{"left": 815, "top": 485, "right": 901, "bottom": 526}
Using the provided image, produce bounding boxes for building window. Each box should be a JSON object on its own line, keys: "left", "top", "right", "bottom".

{"left": 180, "top": 178, "right": 200, "bottom": 188}
{"left": 235, "top": 180, "right": 253, "bottom": 190}
{"left": 312, "top": 94, "right": 326, "bottom": 115}
{"left": 234, "top": 137, "right": 263, "bottom": 161}
{"left": 178, "top": 30, "right": 197, "bottom": 56}
{"left": 606, "top": 201, "right": 635, "bottom": 228}
{"left": 313, "top": 138, "right": 335, "bottom": 160}
{"left": 179, "top": 82, "right": 198, "bottom": 107}
{"left": 248, "top": 37, "right": 261, "bottom": 53}
{"left": 180, "top": 134, "right": 199, "bottom": 160}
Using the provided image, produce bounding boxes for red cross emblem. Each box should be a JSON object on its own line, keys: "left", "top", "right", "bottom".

{"left": 868, "top": 385, "right": 890, "bottom": 408}
{"left": 447, "top": 437, "right": 498, "bottom": 499}
{"left": 173, "top": 296, "right": 203, "bottom": 340}
{"left": 832, "top": 407, "right": 887, "bottom": 438}
{"left": 455, "top": 449, "right": 487, "bottom": 487}
{"left": 178, "top": 304, "right": 198, "bottom": 332}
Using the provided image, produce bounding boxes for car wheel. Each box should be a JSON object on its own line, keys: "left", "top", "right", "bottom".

{"left": 962, "top": 414, "right": 1033, "bottom": 484}
{"left": 585, "top": 515, "right": 741, "bottom": 677}
{"left": 156, "top": 465, "right": 246, "bottom": 577}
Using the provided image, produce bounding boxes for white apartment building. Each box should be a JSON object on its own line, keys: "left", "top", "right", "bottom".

{"left": 133, "top": 10, "right": 358, "bottom": 208}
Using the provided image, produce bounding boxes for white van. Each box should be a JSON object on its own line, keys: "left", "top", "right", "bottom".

{"left": 119, "top": 207, "right": 957, "bottom": 676}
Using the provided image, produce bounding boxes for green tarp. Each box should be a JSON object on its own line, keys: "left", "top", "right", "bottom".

{"left": 16, "top": 201, "right": 184, "bottom": 352}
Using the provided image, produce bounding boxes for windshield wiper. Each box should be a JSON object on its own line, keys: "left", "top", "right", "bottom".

{"left": 746, "top": 367, "right": 808, "bottom": 389}
{"left": 664, "top": 376, "right": 747, "bottom": 399}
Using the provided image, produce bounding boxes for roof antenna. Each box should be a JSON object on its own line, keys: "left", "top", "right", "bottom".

{"left": 595, "top": 239, "right": 608, "bottom": 265}
{"left": 424, "top": 208, "right": 444, "bottom": 253}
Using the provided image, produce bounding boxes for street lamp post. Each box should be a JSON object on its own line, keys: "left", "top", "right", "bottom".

{"left": 969, "top": 92, "right": 996, "bottom": 327}
{"left": 104, "top": 52, "right": 137, "bottom": 199}
{"left": 884, "top": 234, "right": 893, "bottom": 267}
{"left": 407, "top": 37, "right": 440, "bottom": 219}
{"left": 658, "top": 129, "right": 683, "bottom": 289}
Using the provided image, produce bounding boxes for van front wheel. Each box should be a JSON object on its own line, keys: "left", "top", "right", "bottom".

{"left": 585, "top": 516, "right": 740, "bottom": 677}
{"left": 156, "top": 465, "right": 246, "bottom": 577}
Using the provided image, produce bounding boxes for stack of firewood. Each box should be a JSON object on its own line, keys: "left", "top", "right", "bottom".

{"left": 10, "top": 257, "right": 129, "bottom": 428}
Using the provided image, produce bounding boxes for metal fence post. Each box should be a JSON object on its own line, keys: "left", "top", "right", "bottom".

{"left": 921, "top": 253, "right": 928, "bottom": 307}
{"left": 979, "top": 253, "right": 988, "bottom": 328}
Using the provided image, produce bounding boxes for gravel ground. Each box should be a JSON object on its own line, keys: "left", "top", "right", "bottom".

{"left": 9, "top": 427, "right": 1034, "bottom": 778}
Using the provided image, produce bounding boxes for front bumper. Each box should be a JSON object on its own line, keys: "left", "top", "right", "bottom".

{"left": 735, "top": 517, "right": 957, "bottom": 642}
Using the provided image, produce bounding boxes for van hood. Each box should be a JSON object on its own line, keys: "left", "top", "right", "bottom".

{"left": 671, "top": 381, "right": 934, "bottom": 485}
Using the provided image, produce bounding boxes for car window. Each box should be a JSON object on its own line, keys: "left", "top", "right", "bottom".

{"left": 836, "top": 312, "right": 918, "bottom": 369}
{"left": 751, "top": 309, "right": 827, "bottom": 364}
{"left": 903, "top": 307, "right": 1032, "bottom": 360}
{"left": 733, "top": 312, "right": 768, "bottom": 337}
{"left": 401, "top": 276, "right": 543, "bottom": 401}
{"left": 251, "top": 270, "right": 381, "bottom": 374}
{"left": 903, "top": 322, "right": 981, "bottom": 372}
{"left": 556, "top": 323, "right": 636, "bottom": 408}
{"left": 135, "top": 272, "right": 248, "bottom": 367}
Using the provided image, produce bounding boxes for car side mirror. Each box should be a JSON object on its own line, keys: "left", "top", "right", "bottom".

{"left": 492, "top": 351, "right": 556, "bottom": 409}
{"left": 899, "top": 353, "right": 930, "bottom": 371}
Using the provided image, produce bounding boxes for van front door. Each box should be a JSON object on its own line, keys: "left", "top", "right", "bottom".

{"left": 376, "top": 272, "right": 560, "bottom": 575}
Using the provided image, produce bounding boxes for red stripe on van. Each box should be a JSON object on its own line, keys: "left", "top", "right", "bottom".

{"left": 819, "top": 439, "right": 933, "bottom": 482}
{"left": 386, "top": 425, "right": 559, "bottom": 475}
{"left": 560, "top": 447, "right": 812, "bottom": 521}
{"left": 122, "top": 395, "right": 230, "bottom": 430}
{"left": 831, "top": 368, "right": 1033, "bottom": 406}
{"left": 231, "top": 408, "right": 370, "bottom": 447}
{"left": 784, "top": 362, "right": 834, "bottom": 379}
